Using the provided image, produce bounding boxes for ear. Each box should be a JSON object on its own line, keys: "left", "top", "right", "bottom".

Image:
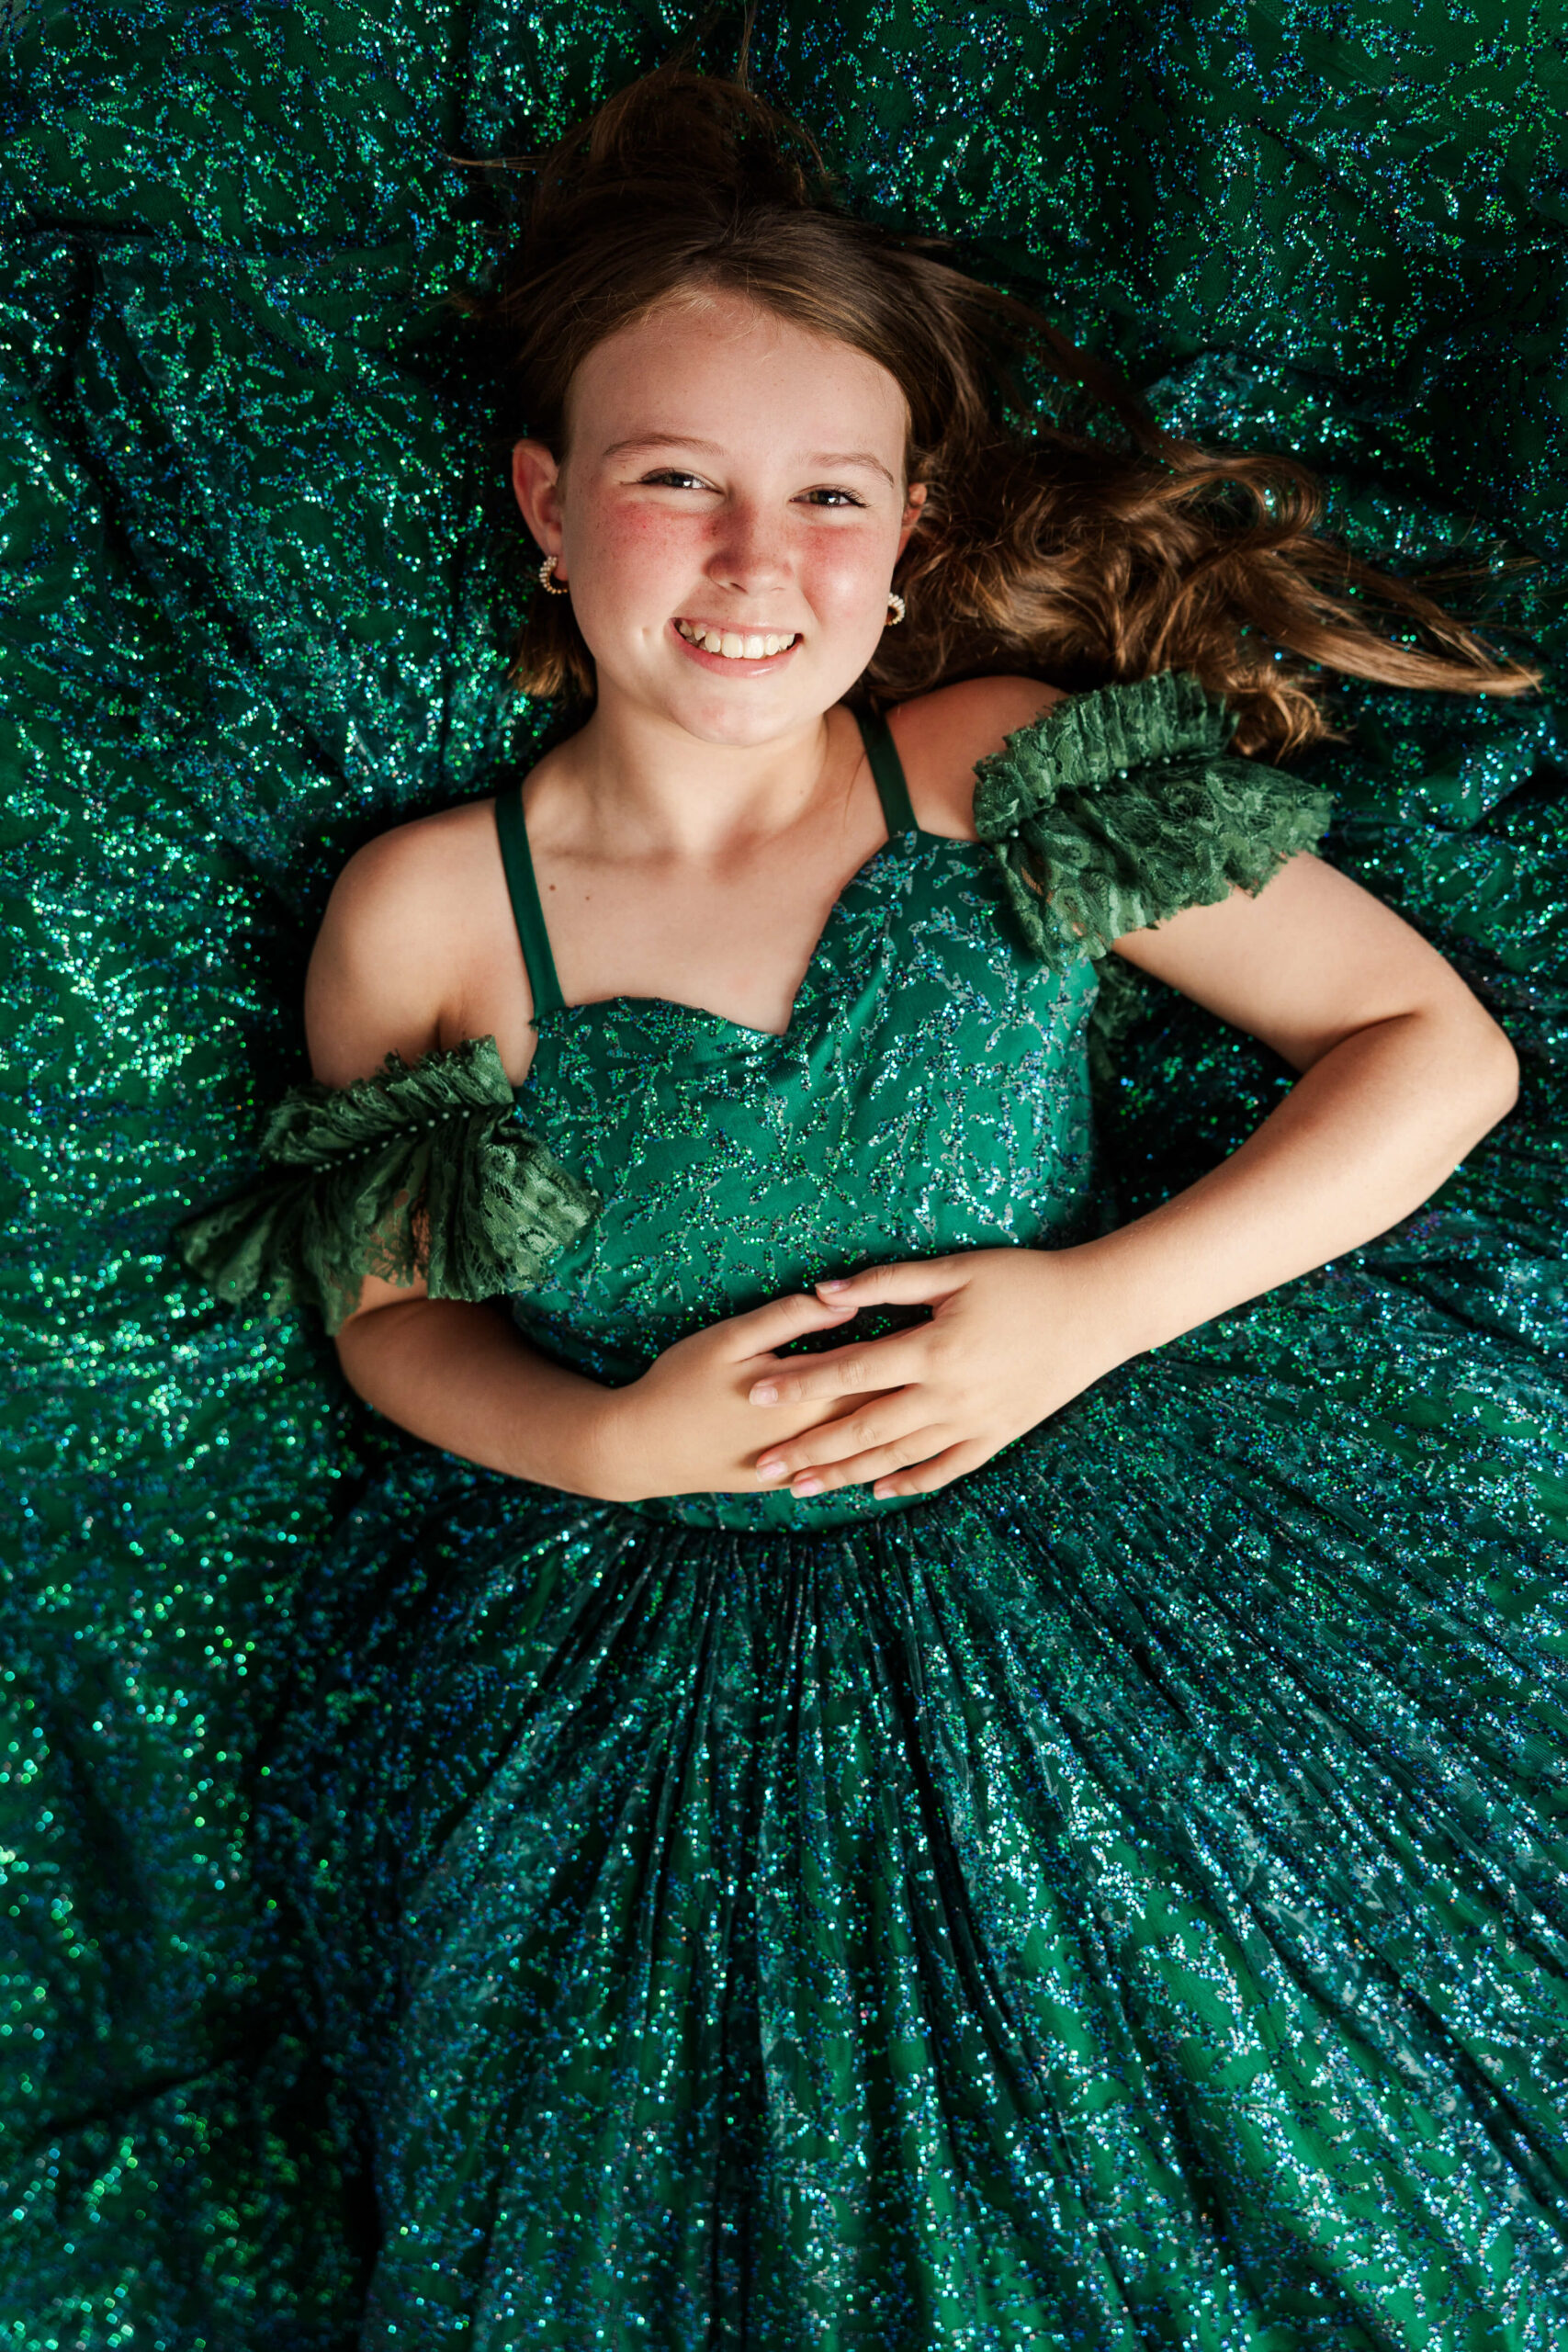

{"left": 512, "top": 440, "right": 564, "bottom": 553}
{"left": 896, "top": 480, "right": 929, "bottom": 560}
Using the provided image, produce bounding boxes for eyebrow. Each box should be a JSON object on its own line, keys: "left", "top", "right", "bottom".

{"left": 602, "top": 434, "right": 897, "bottom": 489}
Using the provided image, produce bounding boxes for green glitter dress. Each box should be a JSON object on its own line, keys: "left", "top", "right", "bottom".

{"left": 175, "top": 682, "right": 1568, "bottom": 2346}
{"left": 6, "top": 4, "right": 1568, "bottom": 2347}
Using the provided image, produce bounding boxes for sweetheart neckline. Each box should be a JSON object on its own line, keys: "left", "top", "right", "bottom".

{"left": 518, "top": 828, "right": 987, "bottom": 1051}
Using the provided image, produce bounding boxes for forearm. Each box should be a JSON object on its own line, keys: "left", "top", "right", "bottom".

{"left": 1079, "top": 1001, "right": 1518, "bottom": 1363}
{"left": 333, "top": 1296, "right": 615, "bottom": 1493}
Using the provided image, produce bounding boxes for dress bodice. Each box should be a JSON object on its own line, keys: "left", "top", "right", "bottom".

{"left": 509, "top": 824, "right": 1100, "bottom": 1529}
{"left": 498, "top": 705, "right": 1100, "bottom": 1531}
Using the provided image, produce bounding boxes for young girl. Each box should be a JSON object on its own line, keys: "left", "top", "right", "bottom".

{"left": 185, "top": 70, "right": 1567, "bottom": 2347}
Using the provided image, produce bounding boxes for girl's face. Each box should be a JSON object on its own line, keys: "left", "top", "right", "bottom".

{"left": 513, "top": 290, "right": 927, "bottom": 746}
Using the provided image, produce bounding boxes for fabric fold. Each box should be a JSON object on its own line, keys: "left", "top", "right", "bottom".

{"left": 972, "top": 671, "right": 1334, "bottom": 967}
{"left": 176, "top": 1034, "right": 600, "bottom": 1333}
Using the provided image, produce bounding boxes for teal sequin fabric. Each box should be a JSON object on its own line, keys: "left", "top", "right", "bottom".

{"left": 6, "top": 4, "right": 1568, "bottom": 2346}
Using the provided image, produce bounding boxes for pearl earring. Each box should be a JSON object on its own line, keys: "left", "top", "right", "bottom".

{"left": 885, "top": 591, "right": 907, "bottom": 627}
{"left": 538, "top": 554, "right": 570, "bottom": 596}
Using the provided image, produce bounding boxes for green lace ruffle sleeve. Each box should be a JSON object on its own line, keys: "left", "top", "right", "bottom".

{"left": 971, "top": 670, "right": 1333, "bottom": 968}
{"left": 176, "top": 1034, "right": 600, "bottom": 1334}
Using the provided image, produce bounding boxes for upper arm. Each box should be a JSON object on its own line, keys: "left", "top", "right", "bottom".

{"left": 1114, "top": 851, "right": 1517, "bottom": 1082}
{"left": 304, "top": 807, "right": 541, "bottom": 1329}
{"left": 305, "top": 817, "right": 478, "bottom": 1088}
{"left": 301, "top": 823, "right": 467, "bottom": 1324}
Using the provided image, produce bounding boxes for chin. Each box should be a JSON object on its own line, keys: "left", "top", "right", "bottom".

{"left": 661, "top": 658, "right": 876, "bottom": 744}
{"left": 669, "top": 695, "right": 814, "bottom": 745}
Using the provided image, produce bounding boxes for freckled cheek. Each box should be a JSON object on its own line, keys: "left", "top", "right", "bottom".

{"left": 569, "top": 509, "right": 698, "bottom": 628}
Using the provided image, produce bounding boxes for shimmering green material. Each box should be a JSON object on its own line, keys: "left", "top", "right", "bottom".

{"left": 972, "top": 672, "right": 1334, "bottom": 967}
{"left": 6, "top": 2, "right": 1568, "bottom": 2346}
{"left": 175, "top": 1033, "right": 599, "bottom": 1333}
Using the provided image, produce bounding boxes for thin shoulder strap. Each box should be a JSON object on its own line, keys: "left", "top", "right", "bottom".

{"left": 493, "top": 780, "right": 567, "bottom": 1019}
{"left": 854, "top": 705, "right": 918, "bottom": 836}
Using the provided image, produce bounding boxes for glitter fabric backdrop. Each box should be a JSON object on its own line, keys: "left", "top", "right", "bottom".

{"left": 4, "top": 2, "right": 1567, "bottom": 2344}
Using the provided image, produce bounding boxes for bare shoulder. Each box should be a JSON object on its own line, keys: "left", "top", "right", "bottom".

{"left": 885, "top": 674, "right": 1067, "bottom": 841}
{"left": 320, "top": 799, "right": 499, "bottom": 939}
{"left": 305, "top": 798, "right": 524, "bottom": 1087}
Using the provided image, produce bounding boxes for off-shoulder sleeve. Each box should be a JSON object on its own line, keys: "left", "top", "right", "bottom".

{"left": 175, "top": 1034, "right": 600, "bottom": 1334}
{"left": 970, "top": 671, "right": 1333, "bottom": 969}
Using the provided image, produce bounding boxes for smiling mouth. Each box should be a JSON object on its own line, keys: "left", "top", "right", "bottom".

{"left": 674, "top": 619, "right": 799, "bottom": 660}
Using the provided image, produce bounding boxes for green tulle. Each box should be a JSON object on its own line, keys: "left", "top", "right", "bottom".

{"left": 973, "top": 672, "right": 1334, "bottom": 966}
{"left": 176, "top": 1035, "right": 600, "bottom": 1334}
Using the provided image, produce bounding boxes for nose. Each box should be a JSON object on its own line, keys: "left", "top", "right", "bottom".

{"left": 703, "top": 499, "right": 790, "bottom": 600}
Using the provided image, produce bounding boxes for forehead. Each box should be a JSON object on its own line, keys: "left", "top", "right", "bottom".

{"left": 566, "top": 290, "right": 909, "bottom": 456}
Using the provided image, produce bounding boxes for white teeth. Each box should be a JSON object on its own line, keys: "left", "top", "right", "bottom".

{"left": 677, "top": 620, "right": 797, "bottom": 659}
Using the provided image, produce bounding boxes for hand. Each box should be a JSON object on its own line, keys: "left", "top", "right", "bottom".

{"left": 747, "top": 1248, "right": 1126, "bottom": 1501}
{"left": 593, "top": 1288, "right": 902, "bottom": 1502}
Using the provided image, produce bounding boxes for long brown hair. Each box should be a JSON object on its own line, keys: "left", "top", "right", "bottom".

{"left": 464, "top": 70, "right": 1536, "bottom": 757}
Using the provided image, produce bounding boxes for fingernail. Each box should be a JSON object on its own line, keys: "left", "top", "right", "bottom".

{"left": 756, "top": 1458, "right": 784, "bottom": 1480}
{"left": 750, "top": 1382, "right": 779, "bottom": 1405}
{"left": 818, "top": 1279, "right": 850, "bottom": 1294}
{"left": 792, "top": 1476, "right": 824, "bottom": 1497}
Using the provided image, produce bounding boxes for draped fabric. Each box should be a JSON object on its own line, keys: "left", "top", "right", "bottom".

{"left": 5, "top": 5, "right": 1568, "bottom": 2344}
